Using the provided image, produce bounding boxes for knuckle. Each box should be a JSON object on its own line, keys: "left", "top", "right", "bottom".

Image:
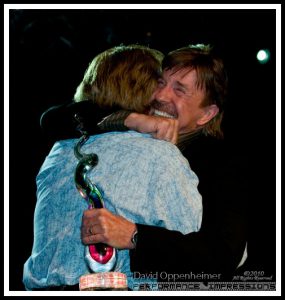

{"left": 97, "top": 214, "right": 105, "bottom": 224}
{"left": 101, "top": 222, "right": 108, "bottom": 234}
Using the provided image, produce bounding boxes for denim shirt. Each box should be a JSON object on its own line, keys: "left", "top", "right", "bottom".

{"left": 23, "top": 131, "right": 202, "bottom": 290}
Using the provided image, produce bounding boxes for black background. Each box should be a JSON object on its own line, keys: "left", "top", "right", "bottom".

{"left": 9, "top": 8, "right": 277, "bottom": 291}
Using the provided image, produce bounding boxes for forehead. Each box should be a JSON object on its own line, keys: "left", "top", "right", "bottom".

{"left": 163, "top": 68, "right": 197, "bottom": 86}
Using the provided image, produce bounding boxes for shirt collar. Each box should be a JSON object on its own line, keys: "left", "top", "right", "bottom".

{"left": 177, "top": 129, "right": 203, "bottom": 151}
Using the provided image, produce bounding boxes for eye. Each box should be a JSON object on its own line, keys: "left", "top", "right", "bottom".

{"left": 174, "top": 87, "right": 186, "bottom": 95}
{"left": 157, "top": 78, "right": 165, "bottom": 87}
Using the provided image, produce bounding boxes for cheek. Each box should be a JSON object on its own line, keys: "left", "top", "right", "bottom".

{"left": 152, "top": 86, "right": 160, "bottom": 97}
{"left": 153, "top": 85, "right": 165, "bottom": 99}
{"left": 177, "top": 103, "right": 203, "bottom": 130}
{"left": 177, "top": 105, "right": 193, "bottom": 127}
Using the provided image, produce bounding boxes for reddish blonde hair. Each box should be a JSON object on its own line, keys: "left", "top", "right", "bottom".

{"left": 74, "top": 45, "right": 164, "bottom": 113}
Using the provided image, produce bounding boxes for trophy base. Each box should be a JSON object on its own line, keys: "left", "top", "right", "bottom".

{"left": 79, "top": 272, "right": 128, "bottom": 291}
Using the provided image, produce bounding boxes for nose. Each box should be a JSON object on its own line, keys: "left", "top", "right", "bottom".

{"left": 154, "top": 84, "right": 173, "bottom": 103}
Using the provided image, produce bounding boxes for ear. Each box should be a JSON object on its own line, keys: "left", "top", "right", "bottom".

{"left": 197, "top": 104, "right": 219, "bottom": 126}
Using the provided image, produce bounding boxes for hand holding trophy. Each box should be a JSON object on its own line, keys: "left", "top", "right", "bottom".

{"left": 74, "top": 129, "right": 127, "bottom": 291}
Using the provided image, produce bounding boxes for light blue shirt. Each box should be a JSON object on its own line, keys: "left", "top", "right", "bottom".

{"left": 23, "top": 131, "right": 202, "bottom": 290}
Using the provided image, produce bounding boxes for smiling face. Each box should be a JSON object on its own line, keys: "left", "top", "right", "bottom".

{"left": 150, "top": 68, "right": 219, "bottom": 134}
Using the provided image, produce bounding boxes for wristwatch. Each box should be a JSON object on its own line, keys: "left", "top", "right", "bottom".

{"left": 131, "top": 229, "right": 138, "bottom": 248}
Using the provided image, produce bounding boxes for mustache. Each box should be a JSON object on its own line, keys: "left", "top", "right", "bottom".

{"left": 151, "top": 99, "right": 163, "bottom": 109}
{"left": 150, "top": 100, "right": 178, "bottom": 117}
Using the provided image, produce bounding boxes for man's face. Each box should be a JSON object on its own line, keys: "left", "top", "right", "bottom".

{"left": 150, "top": 68, "right": 217, "bottom": 134}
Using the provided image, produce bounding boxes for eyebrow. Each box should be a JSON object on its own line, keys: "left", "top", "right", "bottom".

{"left": 175, "top": 80, "right": 195, "bottom": 97}
{"left": 175, "top": 80, "right": 188, "bottom": 91}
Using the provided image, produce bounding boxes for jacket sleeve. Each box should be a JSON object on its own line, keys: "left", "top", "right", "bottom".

{"left": 130, "top": 214, "right": 247, "bottom": 280}
{"left": 129, "top": 148, "right": 248, "bottom": 281}
{"left": 40, "top": 100, "right": 130, "bottom": 143}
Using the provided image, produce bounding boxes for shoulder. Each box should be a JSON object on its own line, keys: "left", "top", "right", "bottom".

{"left": 126, "top": 132, "right": 187, "bottom": 164}
{"left": 87, "top": 131, "right": 190, "bottom": 170}
{"left": 89, "top": 131, "right": 180, "bottom": 154}
{"left": 184, "top": 134, "right": 244, "bottom": 161}
{"left": 188, "top": 134, "right": 249, "bottom": 180}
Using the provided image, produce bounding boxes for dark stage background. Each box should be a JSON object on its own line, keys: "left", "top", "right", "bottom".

{"left": 9, "top": 8, "right": 277, "bottom": 291}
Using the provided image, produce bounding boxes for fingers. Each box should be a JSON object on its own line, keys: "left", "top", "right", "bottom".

{"left": 152, "top": 118, "right": 179, "bottom": 144}
{"left": 81, "top": 209, "right": 106, "bottom": 244}
{"left": 171, "top": 120, "right": 179, "bottom": 144}
{"left": 82, "top": 223, "right": 103, "bottom": 237}
{"left": 81, "top": 208, "right": 136, "bottom": 249}
{"left": 125, "top": 113, "right": 179, "bottom": 144}
{"left": 82, "top": 208, "right": 112, "bottom": 228}
{"left": 82, "top": 232, "right": 106, "bottom": 245}
{"left": 81, "top": 209, "right": 117, "bottom": 245}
